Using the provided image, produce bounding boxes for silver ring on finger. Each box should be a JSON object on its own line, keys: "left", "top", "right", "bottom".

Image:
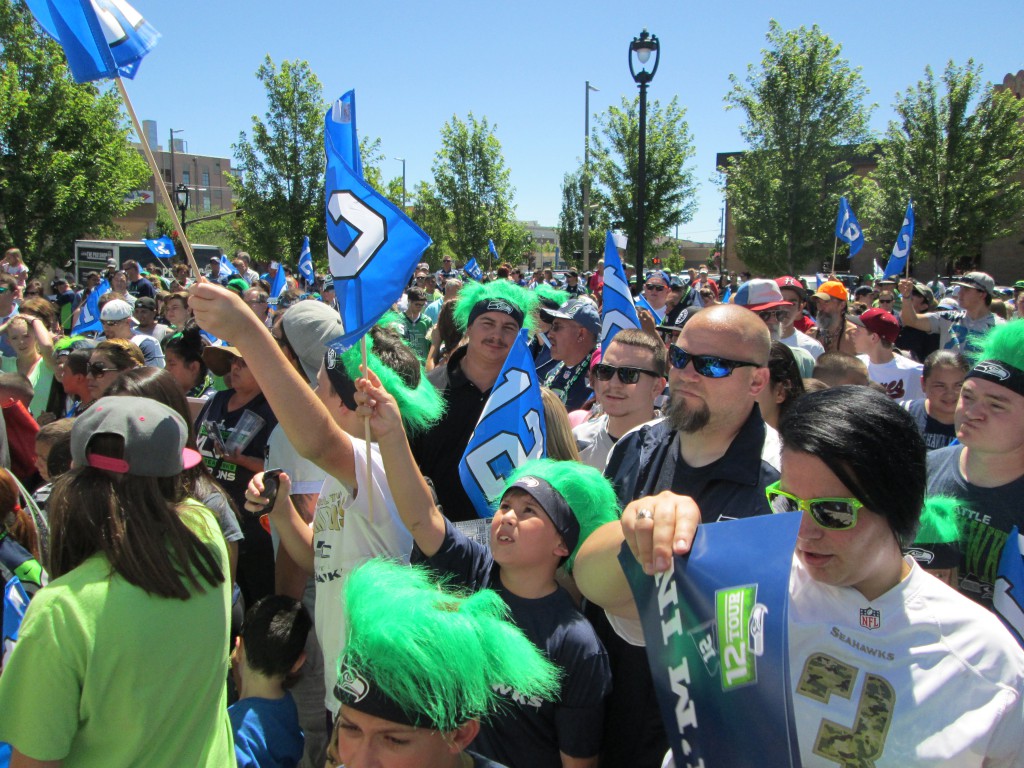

{"left": 635, "top": 508, "right": 654, "bottom": 522}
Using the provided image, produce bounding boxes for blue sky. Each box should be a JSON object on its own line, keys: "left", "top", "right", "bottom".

{"left": 125, "top": 0, "right": 1023, "bottom": 249}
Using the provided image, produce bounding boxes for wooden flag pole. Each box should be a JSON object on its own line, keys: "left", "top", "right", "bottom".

{"left": 115, "top": 77, "right": 202, "bottom": 280}
{"left": 361, "top": 335, "right": 374, "bottom": 518}
{"left": 830, "top": 236, "right": 839, "bottom": 275}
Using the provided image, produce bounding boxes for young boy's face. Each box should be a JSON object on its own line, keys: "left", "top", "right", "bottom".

{"left": 490, "top": 488, "right": 569, "bottom": 569}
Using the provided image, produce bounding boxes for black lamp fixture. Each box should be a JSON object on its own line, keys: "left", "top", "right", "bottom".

{"left": 175, "top": 183, "right": 190, "bottom": 233}
{"left": 628, "top": 29, "right": 660, "bottom": 283}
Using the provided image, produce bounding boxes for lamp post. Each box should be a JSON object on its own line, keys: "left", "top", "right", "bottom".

{"left": 582, "top": 81, "right": 599, "bottom": 273}
{"left": 175, "top": 183, "right": 190, "bottom": 233}
{"left": 395, "top": 157, "right": 407, "bottom": 210}
{"left": 628, "top": 29, "right": 660, "bottom": 285}
{"left": 169, "top": 128, "right": 185, "bottom": 196}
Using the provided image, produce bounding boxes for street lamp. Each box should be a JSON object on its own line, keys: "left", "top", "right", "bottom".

{"left": 582, "top": 81, "right": 599, "bottom": 273}
{"left": 628, "top": 29, "right": 660, "bottom": 284}
{"left": 175, "top": 183, "right": 190, "bottom": 233}
{"left": 395, "top": 157, "right": 407, "bottom": 210}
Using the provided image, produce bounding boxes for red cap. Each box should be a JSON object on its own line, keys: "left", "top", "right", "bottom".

{"left": 850, "top": 308, "right": 900, "bottom": 344}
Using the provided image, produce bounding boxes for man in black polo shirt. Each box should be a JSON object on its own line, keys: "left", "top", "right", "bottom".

{"left": 574, "top": 303, "right": 779, "bottom": 768}
{"left": 409, "top": 281, "right": 537, "bottom": 524}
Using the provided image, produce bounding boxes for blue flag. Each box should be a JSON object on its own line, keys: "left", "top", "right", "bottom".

{"left": 219, "top": 253, "right": 238, "bottom": 277}
{"left": 297, "top": 235, "right": 315, "bottom": 287}
{"left": 23, "top": 0, "right": 159, "bottom": 83}
{"left": 72, "top": 278, "right": 110, "bottom": 334}
{"left": 488, "top": 239, "right": 500, "bottom": 262}
{"left": 464, "top": 257, "right": 483, "bottom": 282}
{"left": 143, "top": 235, "right": 175, "bottom": 261}
{"left": 267, "top": 263, "right": 287, "bottom": 307}
{"left": 623, "top": 513, "right": 803, "bottom": 767}
{"left": 883, "top": 200, "right": 914, "bottom": 279}
{"left": 599, "top": 231, "right": 641, "bottom": 354}
{"left": 835, "top": 196, "right": 864, "bottom": 257}
{"left": 325, "top": 91, "right": 431, "bottom": 352}
{"left": 635, "top": 291, "right": 664, "bottom": 323}
{"left": 458, "top": 329, "right": 547, "bottom": 518}
{"left": 994, "top": 526, "right": 1024, "bottom": 648}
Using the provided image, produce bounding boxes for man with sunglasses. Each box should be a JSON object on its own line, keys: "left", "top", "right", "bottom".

{"left": 573, "top": 330, "right": 666, "bottom": 471}
{"left": 734, "top": 279, "right": 816, "bottom": 377}
{"left": 808, "top": 280, "right": 858, "bottom": 355}
{"left": 775, "top": 276, "right": 823, "bottom": 359}
{"left": 98, "top": 298, "right": 164, "bottom": 368}
{"left": 638, "top": 271, "right": 670, "bottom": 321}
{"left": 540, "top": 298, "right": 600, "bottom": 410}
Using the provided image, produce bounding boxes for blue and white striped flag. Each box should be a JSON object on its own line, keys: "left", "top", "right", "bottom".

{"left": 835, "top": 196, "right": 864, "bottom": 257}
{"left": 267, "top": 262, "right": 286, "bottom": 307}
{"left": 599, "top": 231, "right": 641, "bottom": 354}
{"left": 994, "top": 526, "right": 1024, "bottom": 648}
{"left": 143, "top": 235, "right": 175, "bottom": 261}
{"left": 883, "top": 201, "right": 914, "bottom": 279}
{"left": 464, "top": 257, "right": 483, "bottom": 282}
{"left": 459, "top": 329, "right": 547, "bottom": 518}
{"left": 72, "top": 278, "right": 110, "bottom": 335}
{"left": 297, "top": 235, "right": 315, "bottom": 287}
{"left": 219, "top": 253, "right": 238, "bottom": 277}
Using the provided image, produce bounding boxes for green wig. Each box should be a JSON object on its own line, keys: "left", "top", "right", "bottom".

{"left": 453, "top": 279, "right": 539, "bottom": 333}
{"left": 339, "top": 559, "right": 560, "bottom": 732}
{"left": 909, "top": 496, "right": 963, "bottom": 570}
{"left": 501, "top": 458, "right": 620, "bottom": 572}
{"left": 972, "top": 318, "right": 1024, "bottom": 369}
{"left": 336, "top": 323, "right": 445, "bottom": 436}
{"left": 533, "top": 283, "right": 570, "bottom": 312}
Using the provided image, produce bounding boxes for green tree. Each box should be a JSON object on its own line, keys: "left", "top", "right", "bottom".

{"left": 870, "top": 60, "right": 1024, "bottom": 275}
{"left": 558, "top": 166, "right": 612, "bottom": 267}
{"left": 430, "top": 113, "right": 521, "bottom": 264}
{"left": 407, "top": 180, "right": 452, "bottom": 267}
{"left": 724, "top": 20, "right": 873, "bottom": 275}
{"left": 590, "top": 95, "right": 697, "bottom": 265}
{"left": 0, "top": 0, "right": 149, "bottom": 272}
{"left": 231, "top": 56, "right": 325, "bottom": 267}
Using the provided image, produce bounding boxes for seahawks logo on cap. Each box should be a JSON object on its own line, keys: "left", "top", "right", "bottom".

{"left": 487, "top": 299, "right": 515, "bottom": 315}
{"left": 336, "top": 668, "right": 370, "bottom": 702}
{"left": 518, "top": 476, "right": 540, "bottom": 488}
{"left": 904, "top": 547, "right": 935, "bottom": 564}
{"left": 325, "top": 348, "right": 339, "bottom": 370}
{"left": 974, "top": 361, "right": 1010, "bottom": 381}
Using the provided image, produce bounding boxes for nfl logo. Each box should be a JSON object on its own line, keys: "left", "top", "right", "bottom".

{"left": 859, "top": 607, "right": 881, "bottom": 630}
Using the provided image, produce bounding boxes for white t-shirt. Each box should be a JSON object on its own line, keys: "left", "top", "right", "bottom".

{"left": 312, "top": 439, "right": 412, "bottom": 713}
{"left": 572, "top": 414, "right": 617, "bottom": 471}
{"left": 781, "top": 328, "right": 825, "bottom": 360}
{"left": 857, "top": 354, "right": 924, "bottom": 401}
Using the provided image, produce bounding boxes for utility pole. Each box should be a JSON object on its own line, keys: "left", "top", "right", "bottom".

{"left": 582, "top": 81, "right": 599, "bottom": 272}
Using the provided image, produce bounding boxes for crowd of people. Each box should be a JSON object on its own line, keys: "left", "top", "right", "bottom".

{"left": 0, "top": 241, "right": 1022, "bottom": 767}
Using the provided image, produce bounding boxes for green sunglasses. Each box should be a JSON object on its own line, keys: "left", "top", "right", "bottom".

{"left": 764, "top": 481, "right": 863, "bottom": 530}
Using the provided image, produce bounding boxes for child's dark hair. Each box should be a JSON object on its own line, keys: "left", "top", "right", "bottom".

{"left": 241, "top": 595, "right": 312, "bottom": 678}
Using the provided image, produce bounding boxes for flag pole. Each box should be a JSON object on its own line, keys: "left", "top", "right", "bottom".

{"left": 115, "top": 77, "right": 202, "bottom": 280}
{"left": 830, "top": 236, "right": 839, "bottom": 275}
{"left": 360, "top": 335, "right": 374, "bottom": 518}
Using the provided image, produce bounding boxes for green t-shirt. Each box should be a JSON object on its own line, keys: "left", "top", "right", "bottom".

{"left": 1, "top": 355, "right": 53, "bottom": 418}
{"left": 0, "top": 504, "right": 234, "bottom": 766}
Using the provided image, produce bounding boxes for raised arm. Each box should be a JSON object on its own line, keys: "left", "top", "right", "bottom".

{"left": 898, "top": 278, "right": 931, "bottom": 332}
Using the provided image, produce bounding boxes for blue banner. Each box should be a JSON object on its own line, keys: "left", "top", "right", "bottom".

{"left": 622, "top": 513, "right": 803, "bottom": 768}
{"left": 218, "top": 253, "right": 238, "bottom": 277}
{"left": 883, "top": 201, "right": 914, "bottom": 280}
{"left": 298, "top": 235, "right": 315, "bottom": 287}
{"left": 488, "top": 239, "right": 500, "bottom": 263}
{"left": 835, "top": 196, "right": 864, "bottom": 257}
{"left": 599, "top": 231, "right": 641, "bottom": 354}
{"left": 72, "top": 278, "right": 110, "bottom": 334}
{"left": 635, "top": 291, "right": 663, "bottom": 322}
{"left": 324, "top": 91, "right": 431, "bottom": 352}
{"left": 464, "top": 257, "right": 483, "bottom": 282}
{"left": 458, "top": 329, "right": 546, "bottom": 517}
{"left": 267, "top": 262, "right": 286, "bottom": 306}
{"left": 143, "top": 235, "right": 175, "bottom": 261}
{"left": 994, "top": 526, "right": 1024, "bottom": 648}
{"left": 23, "top": 0, "right": 159, "bottom": 83}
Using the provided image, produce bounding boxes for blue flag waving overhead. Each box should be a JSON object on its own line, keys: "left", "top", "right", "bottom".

{"left": 599, "top": 231, "right": 641, "bottom": 353}
{"left": 72, "top": 278, "right": 110, "bottom": 335}
{"left": 218, "top": 253, "right": 238, "bottom": 277}
{"left": 994, "top": 526, "right": 1024, "bottom": 647}
{"left": 463, "top": 257, "right": 483, "bottom": 282}
{"left": 325, "top": 91, "right": 431, "bottom": 352}
{"left": 143, "top": 235, "right": 175, "bottom": 261}
{"left": 488, "top": 239, "right": 500, "bottom": 263}
{"left": 883, "top": 200, "right": 914, "bottom": 279}
{"left": 459, "top": 329, "right": 547, "bottom": 518}
{"left": 267, "top": 262, "right": 286, "bottom": 306}
{"left": 835, "top": 196, "right": 864, "bottom": 257}
{"left": 23, "top": 0, "right": 160, "bottom": 83}
{"left": 298, "top": 235, "right": 315, "bottom": 287}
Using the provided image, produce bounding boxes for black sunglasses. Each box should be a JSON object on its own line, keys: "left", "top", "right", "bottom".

{"left": 644, "top": 283, "right": 666, "bottom": 292}
{"left": 757, "top": 310, "right": 788, "bottom": 322}
{"left": 668, "top": 345, "right": 760, "bottom": 378}
{"left": 592, "top": 363, "right": 662, "bottom": 384}
{"left": 87, "top": 362, "right": 118, "bottom": 377}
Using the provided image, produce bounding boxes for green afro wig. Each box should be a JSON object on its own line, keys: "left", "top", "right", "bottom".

{"left": 337, "top": 323, "right": 445, "bottom": 436}
{"left": 340, "top": 559, "right": 560, "bottom": 732}
{"left": 501, "top": 458, "right": 620, "bottom": 572}
{"left": 453, "top": 279, "right": 539, "bottom": 333}
{"left": 972, "top": 318, "right": 1024, "bottom": 370}
{"left": 533, "top": 283, "right": 570, "bottom": 312}
{"left": 909, "top": 496, "right": 963, "bottom": 570}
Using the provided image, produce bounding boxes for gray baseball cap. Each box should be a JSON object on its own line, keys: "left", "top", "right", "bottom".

{"left": 539, "top": 298, "right": 601, "bottom": 337}
{"left": 280, "top": 300, "right": 346, "bottom": 385}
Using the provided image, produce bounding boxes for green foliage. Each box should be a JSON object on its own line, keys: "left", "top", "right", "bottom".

{"left": 590, "top": 95, "right": 697, "bottom": 264}
{"left": 869, "top": 60, "right": 1024, "bottom": 275}
{"left": 406, "top": 180, "right": 452, "bottom": 268}
{"left": 230, "top": 56, "right": 325, "bottom": 268}
{"left": 724, "top": 20, "right": 873, "bottom": 276}
{"left": 430, "top": 113, "right": 522, "bottom": 265}
{"left": 359, "top": 135, "right": 385, "bottom": 193}
{"left": 0, "top": 0, "right": 150, "bottom": 273}
{"left": 558, "top": 166, "right": 612, "bottom": 267}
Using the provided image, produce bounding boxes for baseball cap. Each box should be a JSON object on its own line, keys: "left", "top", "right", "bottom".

{"left": 71, "top": 397, "right": 202, "bottom": 477}
{"left": 134, "top": 296, "right": 157, "bottom": 311}
{"left": 280, "top": 300, "right": 346, "bottom": 385}
{"left": 226, "top": 278, "right": 251, "bottom": 295}
{"left": 100, "top": 299, "right": 134, "bottom": 322}
{"left": 54, "top": 337, "right": 95, "bottom": 357}
{"left": 775, "top": 276, "right": 805, "bottom": 298}
{"left": 733, "top": 279, "right": 792, "bottom": 312}
{"left": 848, "top": 308, "right": 900, "bottom": 344}
{"left": 853, "top": 285, "right": 874, "bottom": 299}
{"left": 813, "top": 281, "right": 849, "bottom": 302}
{"left": 539, "top": 298, "right": 601, "bottom": 337}
{"left": 910, "top": 282, "right": 936, "bottom": 308}
{"left": 1014, "top": 280, "right": 1024, "bottom": 290}
{"left": 952, "top": 272, "right": 995, "bottom": 297}
{"left": 202, "top": 345, "right": 244, "bottom": 377}
{"left": 657, "top": 305, "right": 702, "bottom": 333}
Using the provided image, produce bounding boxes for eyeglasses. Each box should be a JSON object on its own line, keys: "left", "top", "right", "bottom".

{"left": 668, "top": 345, "right": 760, "bottom": 378}
{"left": 644, "top": 284, "right": 666, "bottom": 292}
{"left": 87, "top": 362, "right": 118, "bottom": 377}
{"left": 764, "top": 481, "right": 863, "bottom": 530}
{"left": 102, "top": 319, "right": 125, "bottom": 327}
{"left": 592, "top": 363, "right": 662, "bottom": 384}
{"left": 877, "top": 299, "right": 894, "bottom": 305}
{"left": 757, "top": 310, "right": 788, "bottom": 322}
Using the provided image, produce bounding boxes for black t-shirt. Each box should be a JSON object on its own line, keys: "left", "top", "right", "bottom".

{"left": 413, "top": 521, "right": 611, "bottom": 768}
{"left": 896, "top": 324, "right": 939, "bottom": 363}
{"left": 903, "top": 398, "right": 957, "bottom": 451}
{"left": 926, "top": 444, "right": 1024, "bottom": 606}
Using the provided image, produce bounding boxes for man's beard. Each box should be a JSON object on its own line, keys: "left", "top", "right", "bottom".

{"left": 668, "top": 393, "right": 710, "bottom": 433}
{"left": 816, "top": 309, "right": 841, "bottom": 333}
{"left": 767, "top": 324, "right": 782, "bottom": 342}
